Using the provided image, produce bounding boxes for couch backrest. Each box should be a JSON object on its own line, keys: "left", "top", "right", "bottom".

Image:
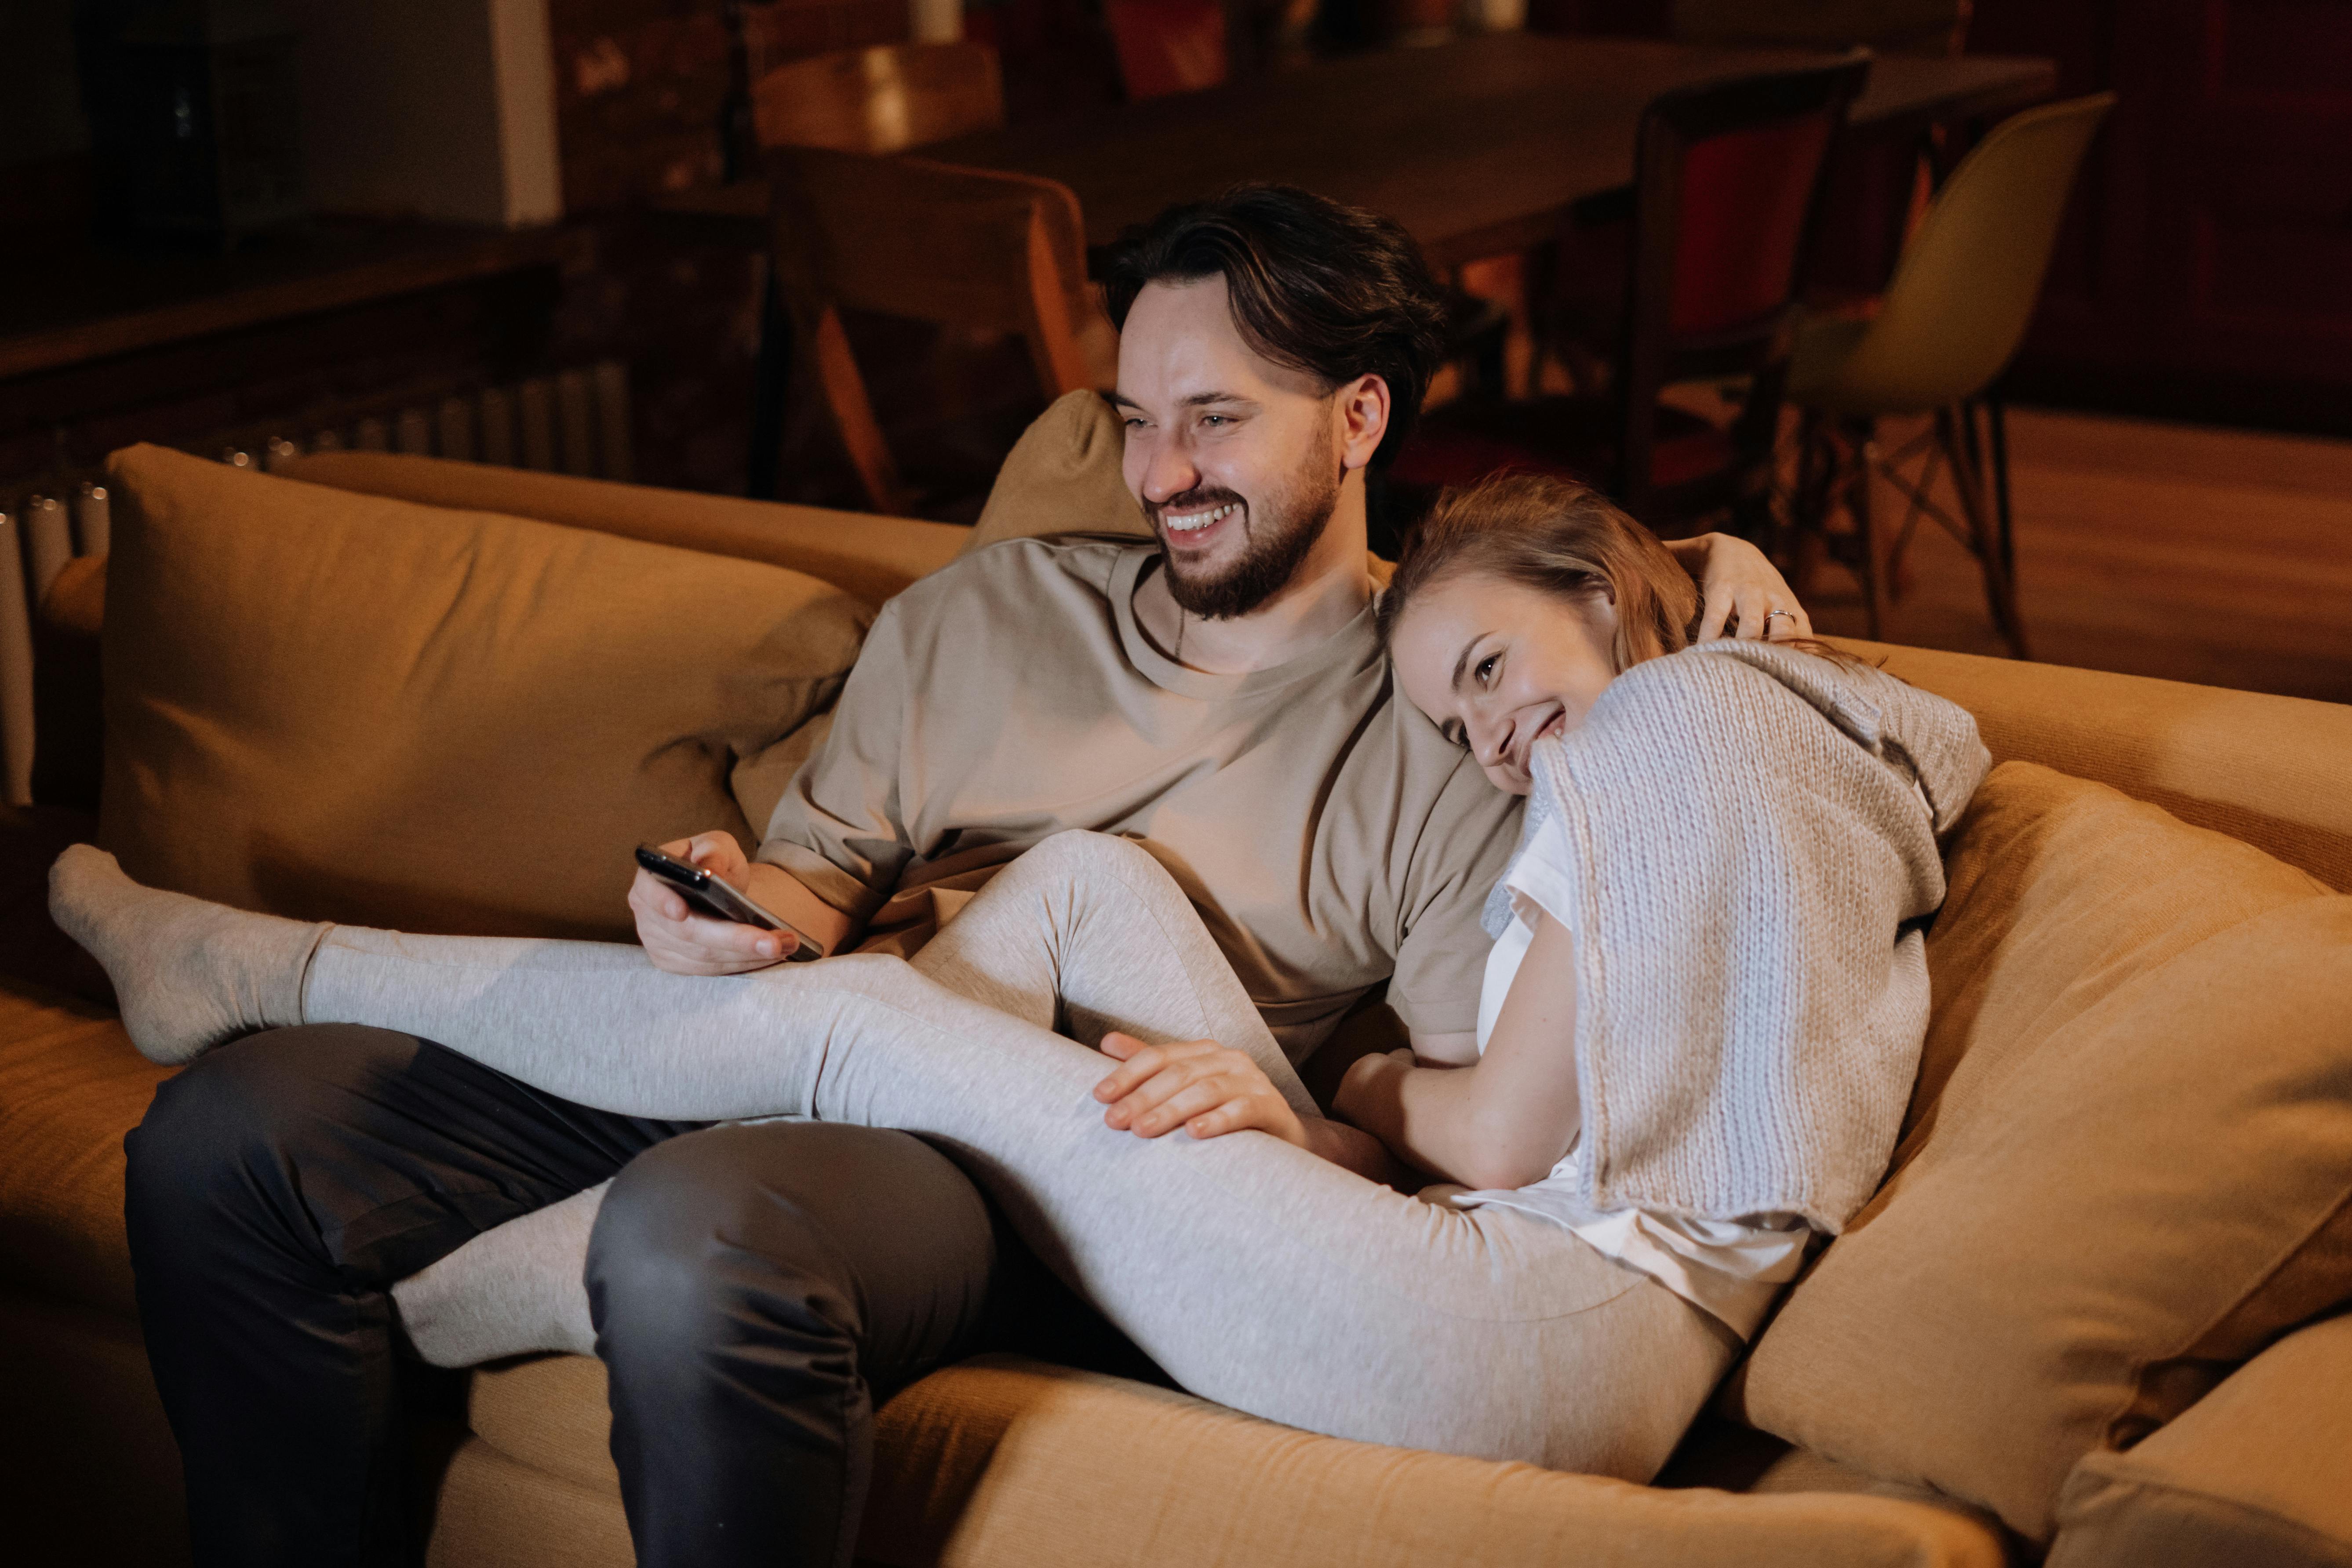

{"left": 32, "top": 447, "right": 2352, "bottom": 900}
{"left": 276, "top": 451, "right": 968, "bottom": 611}
{"left": 1838, "top": 638, "right": 2352, "bottom": 893}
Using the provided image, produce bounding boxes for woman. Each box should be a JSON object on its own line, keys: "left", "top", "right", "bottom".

{"left": 53, "top": 474, "right": 1984, "bottom": 1481}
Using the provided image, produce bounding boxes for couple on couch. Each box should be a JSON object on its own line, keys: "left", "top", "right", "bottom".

{"left": 53, "top": 185, "right": 1987, "bottom": 1568}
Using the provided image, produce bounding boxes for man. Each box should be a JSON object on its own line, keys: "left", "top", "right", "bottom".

{"left": 123, "top": 185, "right": 1809, "bottom": 1567}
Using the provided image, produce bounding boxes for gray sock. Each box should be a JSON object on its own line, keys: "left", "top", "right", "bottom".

{"left": 47, "top": 844, "right": 325, "bottom": 1065}
{"left": 390, "top": 1181, "right": 607, "bottom": 1367}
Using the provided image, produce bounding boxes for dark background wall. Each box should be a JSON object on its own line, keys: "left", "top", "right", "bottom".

{"left": 12, "top": 1, "right": 2351, "bottom": 504}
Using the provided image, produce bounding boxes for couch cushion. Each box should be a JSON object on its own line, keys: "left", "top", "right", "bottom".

{"left": 0, "top": 977, "right": 167, "bottom": 1315}
{"left": 100, "top": 444, "right": 870, "bottom": 941}
{"left": 468, "top": 1351, "right": 2005, "bottom": 1568}
{"left": 2049, "top": 1311, "right": 2352, "bottom": 1568}
{"left": 272, "top": 451, "right": 967, "bottom": 612}
{"left": 1739, "top": 762, "right": 2352, "bottom": 1541}
{"left": 964, "top": 389, "right": 1151, "bottom": 554}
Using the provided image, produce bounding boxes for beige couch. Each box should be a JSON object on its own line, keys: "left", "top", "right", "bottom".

{"left": 4, "top": 423, "right": 2350, "bottom": 1568}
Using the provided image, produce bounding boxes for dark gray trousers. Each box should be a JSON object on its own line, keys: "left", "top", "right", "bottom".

{"left": 124, "top": 1024, "right": 1139, "bottom": 1568}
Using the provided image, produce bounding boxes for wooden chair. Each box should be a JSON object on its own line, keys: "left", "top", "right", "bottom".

{"left": 1672, "top": 1, "right": 1974, "bottom": 301}
{"left": 751, "top": 40, "right": 1005, "bottom": 154}
{"left": 768, "top": 146, "right": 1098, "bottom": 516}
{"left": 1391, "top": 55, "right": 1869, "bottom": 539}
{"left": 741, "top": 41, "right": 1108, "bottom": 506}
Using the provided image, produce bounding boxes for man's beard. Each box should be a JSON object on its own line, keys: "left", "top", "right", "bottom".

{"left": 1147, "top": 437, "right": 1342, "bottom": 621}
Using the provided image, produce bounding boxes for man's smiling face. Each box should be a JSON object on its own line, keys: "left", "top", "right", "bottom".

{"left": 1111, "top": 276, "right": 1350, "bottom": 620}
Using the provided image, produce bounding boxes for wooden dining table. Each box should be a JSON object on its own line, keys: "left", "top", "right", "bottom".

{"left": 662, "top": 31, "right": 2057, "bottom": 272}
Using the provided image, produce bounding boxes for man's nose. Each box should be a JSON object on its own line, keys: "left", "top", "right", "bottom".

{"left": 1140, "top": 432, "right": 1201, "bottom": 504}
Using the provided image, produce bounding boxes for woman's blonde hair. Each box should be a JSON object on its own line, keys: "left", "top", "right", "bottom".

{"left": 1375, "top": 473, "right": 1700, "bottom": 673}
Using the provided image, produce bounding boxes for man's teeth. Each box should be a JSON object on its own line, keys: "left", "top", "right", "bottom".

{"left": 1164, "top": 502, "right": 1239, "bottom": 533}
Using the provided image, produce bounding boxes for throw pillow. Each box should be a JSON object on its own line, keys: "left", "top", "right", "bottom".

{"left": 100, "top": 444, "right": 870, "bottom": 941}
{"left": 1738, "top": 762, "right": 2352, "bottom": 1541}
{"left": 965, "top": 388, "right": 1150, "bottom": 554}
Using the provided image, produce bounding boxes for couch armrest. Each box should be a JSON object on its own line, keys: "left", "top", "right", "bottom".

{"left": 1831, "top": 638, "right": 2352, "bottom": 893}
{"left": 2049, "top": 1313, "right": 2352, "bottom": 1568}
{"left": 273, "top": 451, "right": 968, "bottom": 609}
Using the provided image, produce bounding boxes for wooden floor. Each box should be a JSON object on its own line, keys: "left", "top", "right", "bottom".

{"left": 1797, "top": 407, "right": 2352, "bottom": 706}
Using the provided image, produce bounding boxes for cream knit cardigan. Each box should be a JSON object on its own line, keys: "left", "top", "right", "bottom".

{"left": 1482, "top": 641, "right": 1989, "bottom": 1234}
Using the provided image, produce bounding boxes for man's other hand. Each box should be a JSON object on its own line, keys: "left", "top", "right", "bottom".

{"left": 630, "top": 830, "right": 799, "bottom": 975}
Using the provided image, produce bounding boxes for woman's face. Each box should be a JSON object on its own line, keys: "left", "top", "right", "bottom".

{"left": 1392, "top": 571, "right": 1621, "bottom": 795}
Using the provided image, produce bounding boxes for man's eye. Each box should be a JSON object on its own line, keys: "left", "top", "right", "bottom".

{"left": 1201, "top": 414, "right": 1230, "bottom": 427}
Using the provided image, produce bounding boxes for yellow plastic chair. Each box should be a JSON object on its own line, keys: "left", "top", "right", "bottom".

{"left": 1786, "top": 91, "right": 2116, "bottom": 658}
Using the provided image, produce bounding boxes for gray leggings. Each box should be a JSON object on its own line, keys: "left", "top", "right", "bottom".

{"left": 316, "top": 831, "right": 1733, "bottom": 1479}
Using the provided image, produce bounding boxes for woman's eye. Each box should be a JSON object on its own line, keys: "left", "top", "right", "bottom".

{"left": 1475, "top": 655, "right": 1499, "bottom": 686}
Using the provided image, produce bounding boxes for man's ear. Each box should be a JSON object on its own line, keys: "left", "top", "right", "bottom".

{"left": 1336, "top": 375, "right": 1391, "bottom": 472}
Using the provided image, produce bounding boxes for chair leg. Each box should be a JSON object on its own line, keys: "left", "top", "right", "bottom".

{"left": 1939, "top": 404, "right": 2030, "bottom": 659}
{"left": 1986, "top": 395, "right": 2017, "bottom": 583}
{"left": 1850, "top": 418, "right": 1891, "bottom": 643}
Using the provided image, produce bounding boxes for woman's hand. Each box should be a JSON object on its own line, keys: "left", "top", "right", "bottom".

{"left": 1667, "top": 533, "right": 1811, "bottom": 642}
{"left": 1095, "top": 1034, "right": 1415, "bottom": 1185}
{"left": 1093, "top": 1033, "right": 1309, "bottom": 1147}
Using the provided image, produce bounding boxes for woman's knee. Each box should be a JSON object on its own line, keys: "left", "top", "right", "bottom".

{"left": 1017, "top": 829, "right": 1166, "bottom": 889}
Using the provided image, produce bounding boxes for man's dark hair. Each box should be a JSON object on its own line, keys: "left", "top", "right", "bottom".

{"left": 1102, "top": 184, "right": 1449, "bottom": 464}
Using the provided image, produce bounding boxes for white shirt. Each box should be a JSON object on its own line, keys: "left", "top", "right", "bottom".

{"left": 1450, "top": 811, "right": 1812, "bottom": 1340}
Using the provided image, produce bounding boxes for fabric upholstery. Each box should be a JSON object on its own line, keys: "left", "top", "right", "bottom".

{"left": 1740, "top": 762, "right": 2352, "bottom": 1540}
{"left": 100, "top": 445, "right": 871, "bottom": 942}
{"left": 2049, "top": 1311, "right": 2352, "bottom": 1568}
{"left": 425, "top": 1437, "right": 632, "bottom": 1568}
{"left": 468, "top": 1352, "right": 2006, "bottom": 1568}
{"left": 0, "top": 979, "right": 165, "bottom": 1315}
{"left": 276, "top": 451, "right": 967, "bottom": 611}
{"left": 965, "top": 389, "right": 1151, "bottom": 553}
{"left": 1832, "top": 637, "right": 2352, "bottom": 892}
{"left": 0, "top": 1289, "right": 189, "bottom": 1566}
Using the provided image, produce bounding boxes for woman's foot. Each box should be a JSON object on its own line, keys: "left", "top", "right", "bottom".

{"left": 47, "top": 845, "right": 324, "bottom": 1065}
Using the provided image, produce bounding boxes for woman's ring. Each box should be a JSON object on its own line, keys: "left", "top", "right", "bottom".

{"left": 1763, "top": 609, "right": 1796, "bottom": 635}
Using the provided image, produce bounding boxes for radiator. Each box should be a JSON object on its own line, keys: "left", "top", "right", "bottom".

{"left": 0, "top": 360, "right": 636, "bottom": 806}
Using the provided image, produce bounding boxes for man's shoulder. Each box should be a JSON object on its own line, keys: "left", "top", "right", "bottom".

{"left": 1342, "top": 679, "right": 1522, "bottom": 848}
